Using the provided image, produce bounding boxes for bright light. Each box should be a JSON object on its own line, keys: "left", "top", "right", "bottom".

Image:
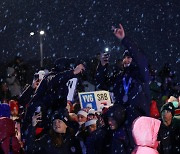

{"left": 30, "top": 32, "right": 35, "bottom": 36}
{"left": 40, "top": 30, "right": 45, "bottom": 35}
{"left": 105, "top": 47, "right": 109, "bottom": 52}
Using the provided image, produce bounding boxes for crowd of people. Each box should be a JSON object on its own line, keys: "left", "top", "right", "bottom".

{"left": 0, "top": 24, "right": 179, "bottom": 154}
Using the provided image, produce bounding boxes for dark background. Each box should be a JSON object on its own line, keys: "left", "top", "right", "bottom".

{"left": 0, "top": 0, "right": 179, "bottom": 81}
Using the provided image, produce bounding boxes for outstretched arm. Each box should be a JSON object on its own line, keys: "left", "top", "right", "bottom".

{"left": 112, "top": 24, "right": 125, "bottom": 41}
{"left": 113, "top": 24, "right": 149, "bottom": 82}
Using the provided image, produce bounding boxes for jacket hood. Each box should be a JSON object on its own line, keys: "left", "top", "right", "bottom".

{"left": 107, "top": 104, "right": 126, "bottom": 127}
{"left": 132, "top": 116, "right": 161, "bottom": 149}
{"left": 0, "top": 117, "right": 16, "bottom": 141}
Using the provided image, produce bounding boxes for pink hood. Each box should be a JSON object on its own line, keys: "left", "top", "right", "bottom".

{"left": 0, "top": 117, "right": 21, "bottom": 154}
{"left": 132, "top": 116, "right": 161, "bottom": 154}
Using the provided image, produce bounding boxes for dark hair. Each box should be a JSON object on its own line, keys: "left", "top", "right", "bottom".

{"left": 49, "top": 129, "right": 64, "bottom": 147}
{"left": 49, "top": 127, "right": 74, "bottom": 147}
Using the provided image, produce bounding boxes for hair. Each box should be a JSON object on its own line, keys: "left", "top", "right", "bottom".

{"left": 49, "top": 127, "right": 74, "bottom": 148}
{"left": 49, "top": 129, "right": 64, "bottom": 147}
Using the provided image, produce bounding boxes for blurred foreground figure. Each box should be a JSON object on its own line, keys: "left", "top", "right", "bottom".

{"left": 132, "top": 116, "right": 161, "bottom": 154}
{"left": 0, "top": 103, "right": 21, "bottom": 154}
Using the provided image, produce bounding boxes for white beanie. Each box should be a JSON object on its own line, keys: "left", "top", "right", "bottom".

{"left": 85, "top": 119, "right": 97, "bottom": 127}
{"left": 86, "top": 104, "right": 92, "bottom": 108}
{"left": 37, "top": 70, "right": 46, "bottom": 80}
{"left": 88, "top": 109, "right": 95, "bottom": 115}
{"left": 77, "top": 110, "right": 88, "bottom": 118}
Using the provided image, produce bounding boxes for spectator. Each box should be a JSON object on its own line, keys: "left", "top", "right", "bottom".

{"left": 105, "top": 104, "right": 130, "bottom": 154}
{"left": 22, "top": 60, "right": 85, "bottom": 137}
{"left": 85, "top": 119, "right": 100, "bottom": 154}
{"left": 132, "top": 116, "right": 161, "bottom": 154}
{"left": 87, "top": 109, "right": 97, "bottom": 120}
{"left": 77, "top": 110, "right": 88, "bottom": 127}
{"left": 76, "top": 110, "right": 88, "bottom": 154}
{"left": 95, "top": 24, "right": 150, "bottom": 150}
{"left": 9, "top": 100, "right": 19, "bottom": 121}
{"left": 8, "top": 100, "right": 22, "bottom": 143}
{"left": 6, "top": 67, "right": 21, "bottom": 98}
{"left": 25, "top": 111, "right": 82, "bottom": 154}
{"left": 19, "top": 70, "right": 47, "bottom": 140}
{"left": 11, "top": 56, "right": 28, "bottom": 88}
{"left": 0, "top": 81, "right": 11, "bottom": 103}
{"left": 159, "top": 63, "right": 180, "bottom": 97}
{"left": 18, "top": 70, "right": 46, "bottom": 107}
{"left": 85, "top": 119, "right": 97, "bottom": 133}
{"left": 158, "top": 102, "right": 180, "bottom": 154}
{"left": 0, "top": 116, "right": 21, "bottom": 153}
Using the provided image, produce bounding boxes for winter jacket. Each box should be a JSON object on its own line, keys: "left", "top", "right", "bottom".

{"left": 25, "top": 126, "right": 82, "bottom": 154}
{"left": 158, "top": 117, "right": 180, "bottom": 154}
{"left": 0, "top": 117, "right": 21, "bottom": 154}
{"left": 22, "top": 70, "right": 77, "bottom": 135}
{"left": 30, "top": 70, "right": 76, "bottom": 109}
{"left": 95, "top": 37, "right": 150, "bottom": 150}
{"left": 18, "top": 84, "right": 35, "bottom": 107}
{"left": 95, "top": 37, "right": 150, "bottom": 125}
{"left": 132, "top": 116, "right": 161, "bottom": 154}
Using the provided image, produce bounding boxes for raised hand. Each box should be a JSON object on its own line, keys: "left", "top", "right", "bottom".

{"left": 73, "top": 64, "right": 85, "bottom": 75}
{"left": 112, "top": 24, "right": 125, "bottom": 40}
{"left": 32, "top": 112, "right": 42, "bottom": 127}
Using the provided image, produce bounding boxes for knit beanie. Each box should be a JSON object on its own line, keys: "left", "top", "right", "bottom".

{"left": 0, "top": 103, "right": 10, "bottom": 118}
{"left": 160, "top": 102, "right": 175, "bottom": 116}
{"left": 51, "top": 111, "right": 69, "bottom": 126}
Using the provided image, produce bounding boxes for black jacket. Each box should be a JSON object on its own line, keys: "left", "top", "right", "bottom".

{"left": 30, "top": 70, "right": 76, "bottom": 109}
{"left": 22, "top": 70, "right": 77, "bottom": 135}
{"left": 25, "top": 126, "right": 82, "bottom": 154}
{"left": 158, "top": 118, "right": 180, "bottom": 154}
{"left": 18, "top": 84, "right": 35, "bottom": 107}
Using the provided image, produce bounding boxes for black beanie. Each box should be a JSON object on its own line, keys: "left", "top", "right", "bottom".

{"left": 160, "top": 102, "right": 175, "bottom": 116}
{"left": 51, "top": 111, "right": 69, "bottom": 126}
{"left": 123, "top": 50, "right": 132, "bottom": 58}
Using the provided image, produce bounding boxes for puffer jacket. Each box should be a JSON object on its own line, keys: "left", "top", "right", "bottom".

{"left": 132, "top": 116, "right": 161, "bottom": 154}
{"left": 0, "top": 117, "right": 21, "bottom": 154}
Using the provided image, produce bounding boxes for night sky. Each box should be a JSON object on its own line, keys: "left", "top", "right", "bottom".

{"left": 0, "top": 0, "right": 179, "bottom": 80}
